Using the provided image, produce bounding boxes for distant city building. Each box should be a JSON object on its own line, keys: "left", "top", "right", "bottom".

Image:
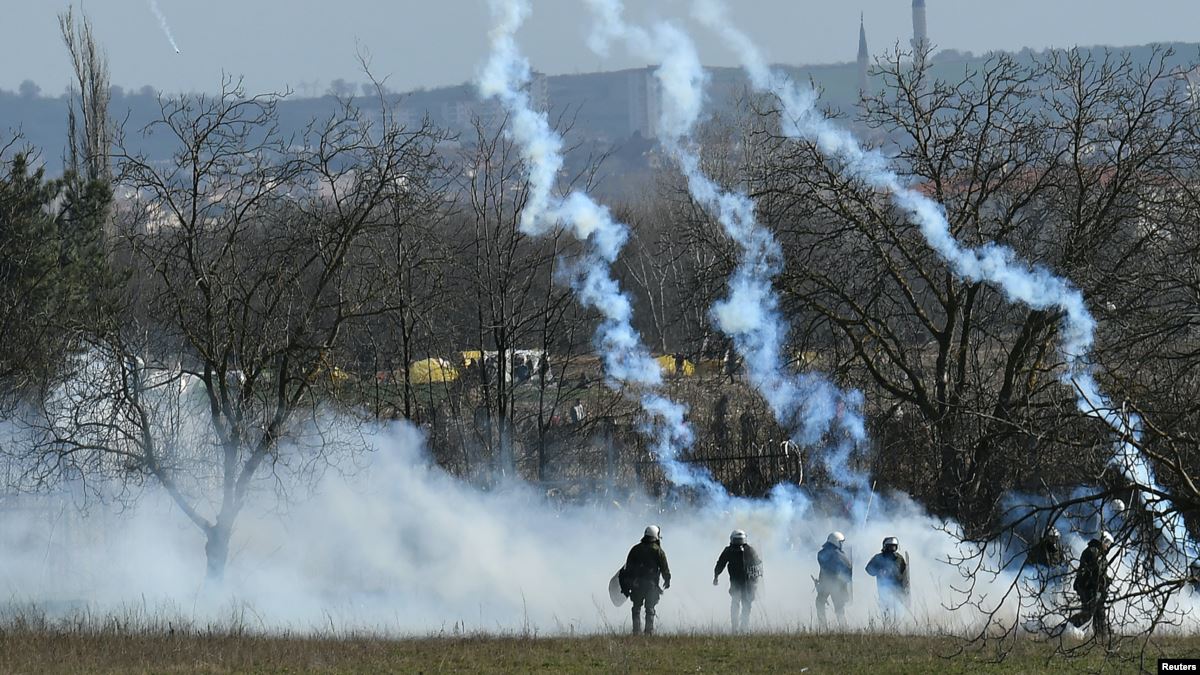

{"left": 434, "top": 72, "right": 545, "bottom": 134}
{"left": 395, "top": 107, "right": 425, "bottom": 130}
{"left": 439, "top": 98, "right": 504, "bottom": 132}
{"left": 912, "top": 0, "right": 929, "bottom": 56}
{"left": 528, "top": 70, "right": 550, "bottom": 113}
{"left": 627, "top": 67, "right": 661, "bottom": 139}
{"left": 439, "top": 101, "right": 470, "bottom": 130}
{"left": 857, "top": 14, "right": 870, "bottom": 96}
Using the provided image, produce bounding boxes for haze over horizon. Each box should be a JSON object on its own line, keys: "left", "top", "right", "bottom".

{"left": 3, "top": 0, "right": 1200, "bottom": 96}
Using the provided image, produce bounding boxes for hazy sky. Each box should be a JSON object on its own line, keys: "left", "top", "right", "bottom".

{"left": 3, "top": 0, "right": 1200, "bottom": 95}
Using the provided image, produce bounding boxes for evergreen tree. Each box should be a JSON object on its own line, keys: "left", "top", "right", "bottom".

{"left": 0, "top": 149, "right": 112, "bottom": 403}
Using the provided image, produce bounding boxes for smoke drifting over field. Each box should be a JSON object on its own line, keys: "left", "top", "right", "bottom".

{"left": 3, "top": 418, "right": 1198, "bottom": 635}
{"left": 0, "top": 421, "right": 994, "bottom": 634}
{"left": 1, "top": 0, "right": 1196, "bottom": 643}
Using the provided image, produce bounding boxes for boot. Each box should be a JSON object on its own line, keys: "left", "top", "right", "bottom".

{"left": 731, "top": 600, "right": 740, "bottom": 633}
{"left": 644, "top": 609, "right": 655, "bottom": 635}
{"left": 631, "top": 607, "right": 641, "bottom": 635}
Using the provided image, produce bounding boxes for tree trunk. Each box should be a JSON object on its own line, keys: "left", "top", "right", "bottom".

{"left": 205, "top": 521, "right": 233, "bottom": 581}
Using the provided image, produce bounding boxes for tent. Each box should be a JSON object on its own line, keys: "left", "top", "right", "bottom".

{"left": 409, "top": 358, "right": 459, "bottom": 384}
{"left": 655, "top": 354, "right": 695, "bottom": 377}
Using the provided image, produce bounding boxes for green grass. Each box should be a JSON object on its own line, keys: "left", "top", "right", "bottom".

{"left": 1, "top": 628, "right": 1192, "bottom": 673}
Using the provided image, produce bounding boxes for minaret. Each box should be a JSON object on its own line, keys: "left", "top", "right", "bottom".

{"left": 911, "top": 0, "right": 928, "bottom": 56}
{"left": 856, "top": 13, "right": 869, "bottom": 95}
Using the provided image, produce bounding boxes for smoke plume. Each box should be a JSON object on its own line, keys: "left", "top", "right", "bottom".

{"left": 583, "top": 0, "right": 868, "bottom": 493}
{"left": 148, "top": 0, "right": 182, "bottom": 54}
{"left": 693, "top": 0, "right": 1195, "bottom": 560}
{"left": 478, "top": 0, "right": 707, "bottom": 490}
{"left": 0, "top": 419, "right": 1045, "bottom": 635}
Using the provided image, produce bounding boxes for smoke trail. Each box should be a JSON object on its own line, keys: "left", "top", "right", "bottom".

{"left": 478, "top": 0, "right": 712, "bottom": 494}
{"left": 583, "top": 1, "right": 868, "bottom": 491}
{"left": 694, "top": 0, "right": 1195, "bottom": 559}
{"left": 148, "top": 0, "right": 181, "bottom": 54}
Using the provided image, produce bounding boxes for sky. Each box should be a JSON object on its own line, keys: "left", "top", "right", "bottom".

{"left": 2, "top": 0, "right": 1200, "bottom": 96}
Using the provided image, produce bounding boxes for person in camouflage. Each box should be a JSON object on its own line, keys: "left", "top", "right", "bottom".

{"left": 621, "top": 525, "right": 671, "bottom": 635}
{"left": 713, "top": 529, "right": 763, "bottom": 632}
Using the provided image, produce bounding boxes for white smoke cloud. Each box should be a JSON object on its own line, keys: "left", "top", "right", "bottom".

{"left": 0, "top": 419, "right": 1043, "bottom": 635}
{"left": 582, "top": 0, "right": 868, "bottom": 491}
{"left": 478, "top": 0, "right": 708, "bottom": 488}
{"left": 693, "top": 0, "right": 1195, "bottom": 562}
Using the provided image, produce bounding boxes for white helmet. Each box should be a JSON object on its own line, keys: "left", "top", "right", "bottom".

{"left": 730, "top": 529, "right": 747, "bottom": 544}
{"left": 644, "top": 525, "right": 661, "bottom": 541}
{"left": 1111, "top": 499, "right": 1126, "bottom": 513}
{"left": 883, "top": 536, "right": 899, "bottom": 550}
{"left": 827, "top": 531, "right": 846, "bottom": 547}
{"left": 1100, "top": 531, "right": 1115, "bottom": 546}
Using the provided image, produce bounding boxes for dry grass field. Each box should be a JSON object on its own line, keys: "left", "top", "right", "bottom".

{"left": 2, "top": 624, "right": 1196, "bottom": 674}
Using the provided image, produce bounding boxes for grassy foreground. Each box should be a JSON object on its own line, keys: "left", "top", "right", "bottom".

{"left": 1, "top": 629, "right": 1194, "bottom": 673}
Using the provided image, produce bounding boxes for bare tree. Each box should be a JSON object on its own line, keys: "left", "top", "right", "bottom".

{"left": 59, "top": 6, "right": 111, "bottom": 187}
{"left": 727, "top": 44, "right": 1200, "bottom": 661}
{"left": 24, "top": 79, "right": 450, "bottom": 580}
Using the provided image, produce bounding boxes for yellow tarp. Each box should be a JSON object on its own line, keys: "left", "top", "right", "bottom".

{"left": 655, "top": 354, "right": 695, "bottom": 377}
{"left": 460, "top": 350, "right": 483, "bottom": 367}
{"left": 409, "top": 358, "right": 459, "bottom": 384}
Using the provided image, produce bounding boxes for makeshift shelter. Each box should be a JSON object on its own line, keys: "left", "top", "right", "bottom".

{"left": 409, "top": 358, "right": 459, "bottom": 384}
{"left": 655, "top": 354, "right": 695, "bottom": 377}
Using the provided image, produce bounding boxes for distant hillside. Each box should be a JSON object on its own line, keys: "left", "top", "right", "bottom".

{"left": 4, "top": 42, "right": 1198, "bottom": 185}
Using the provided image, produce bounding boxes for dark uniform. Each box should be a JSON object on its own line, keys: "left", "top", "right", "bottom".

{"left": 865, "top": 545, "right": 909, "bottom": 615}
{"left": 1024, "top": 529, "right": 1068, "bottom": 593}
{"left": 714, "top": 541, "right": 762, "bottom": 632}
{"left": 1069, "top": 538, "right": 1110, "bottom": 636}
{"left": 623, "top": 535, "right": 671, "bottom": 634}
{"left": 816, "top": 541, "right": 852, "bottom": 623}
{"left": 1025, "top": 532, "right": 1066, "bottom": 569}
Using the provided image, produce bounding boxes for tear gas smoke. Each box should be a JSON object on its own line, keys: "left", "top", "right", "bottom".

{"left": 582, "top": 0, "right": 868, "bottom": 493}
{"left": 2, "top": 0, "right": 1193, "bottom": 643}
{"left": 148, "top": 0, "right": 182, "bottom": 54}
{"left": 478, "top": 0, "right": 707, "bottom": 490}
{"left": 0, "top": 420, "right": 1062, "bottom": 635}
{"left": 693, "top": 0, "right": 1196, "bottom": 562}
